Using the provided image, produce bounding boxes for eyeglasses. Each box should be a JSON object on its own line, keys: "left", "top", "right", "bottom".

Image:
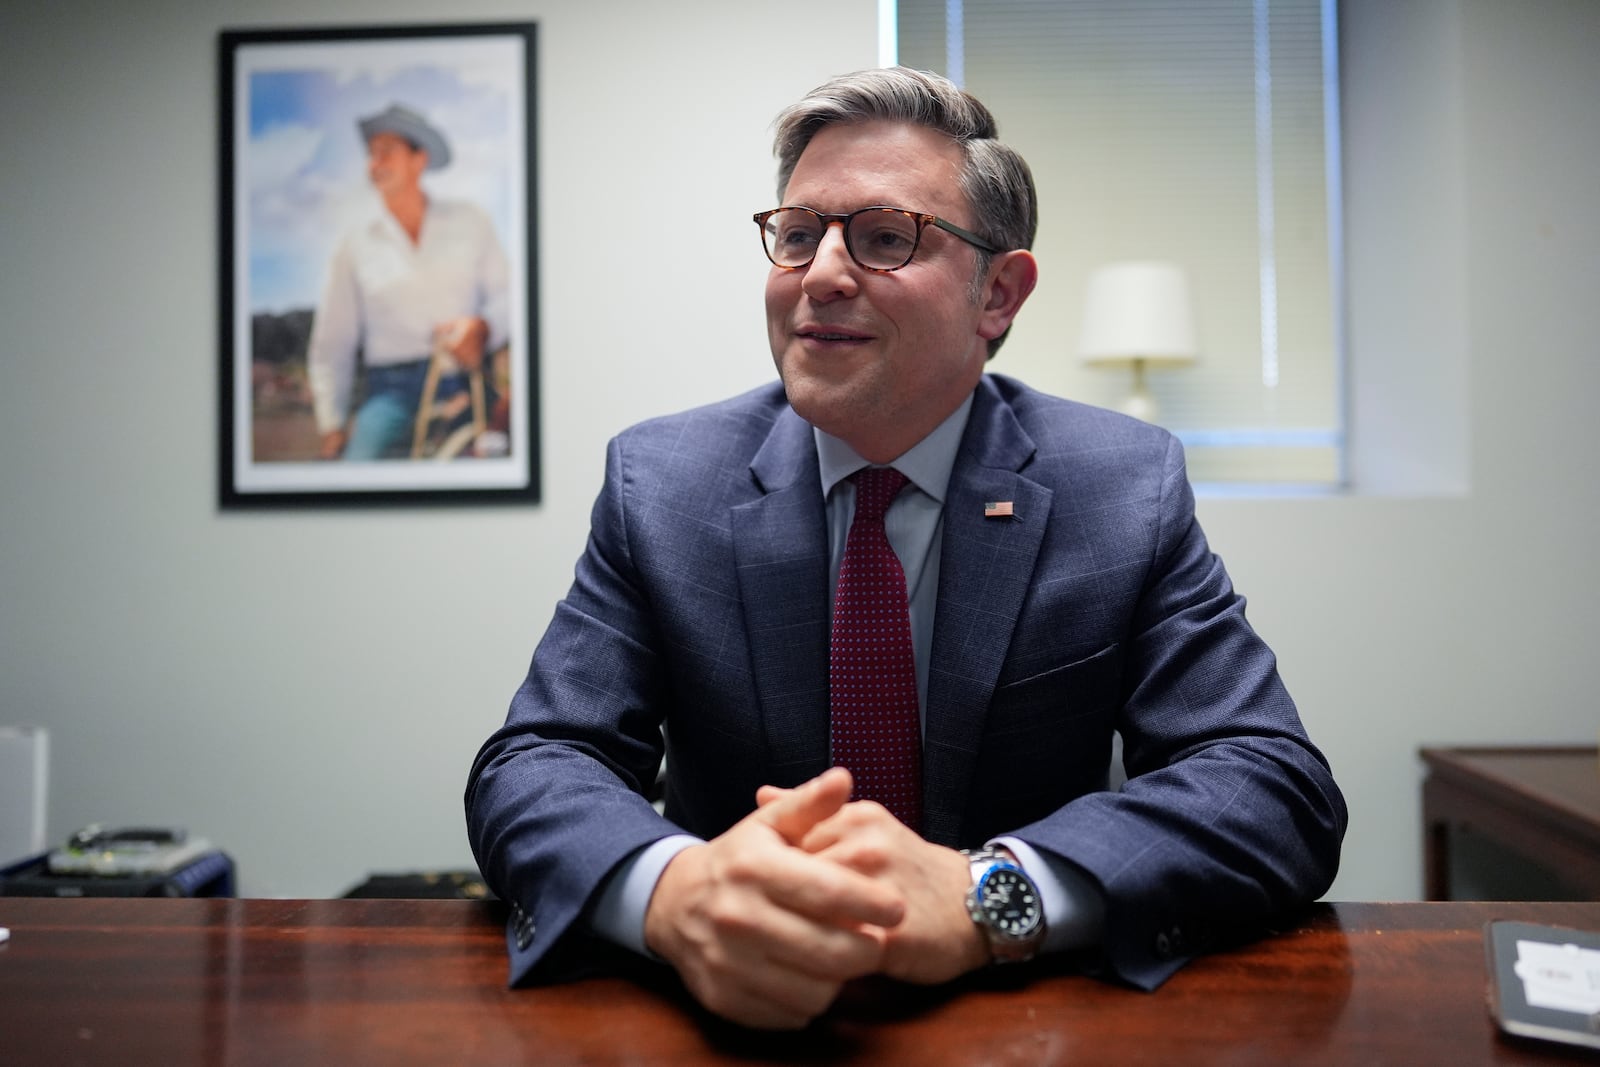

{"left": 753, "top": 205, "right": 1001, "bottom": 273}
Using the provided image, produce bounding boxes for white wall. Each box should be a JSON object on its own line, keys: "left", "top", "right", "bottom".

{"left": 1, "top": 0, "right": 1595, "bottom": 901}
{"left": 1287, "top": 0, "right": 1600, "bottom": 899}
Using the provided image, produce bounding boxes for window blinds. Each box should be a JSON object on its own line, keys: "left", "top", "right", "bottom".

{"left": 898, "top": 0, "right": 1342, "bottom": 485}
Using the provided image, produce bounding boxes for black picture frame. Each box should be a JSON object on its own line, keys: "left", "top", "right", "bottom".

{"left": 218, "top": 22, "right": 539, "bottom": 507}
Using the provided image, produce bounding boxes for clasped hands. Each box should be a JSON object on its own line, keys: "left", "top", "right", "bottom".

{"left": 642, "top": 766, "right": 988, "bottom": 1030}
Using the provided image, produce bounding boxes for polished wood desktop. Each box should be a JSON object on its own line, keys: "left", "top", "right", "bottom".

{"left": 1422, "top": 745, "right": 1600, "bottom": 900}
{"left": 2, "top": 898, "right": 1598, "bottom": 1064}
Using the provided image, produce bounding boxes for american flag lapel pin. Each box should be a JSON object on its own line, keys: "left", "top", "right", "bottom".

{"left": 984, "top": 500, "right": 1014, "bottom": 518}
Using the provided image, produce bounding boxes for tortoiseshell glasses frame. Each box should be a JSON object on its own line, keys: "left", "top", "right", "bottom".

{"left": 753, "top": 205, "right": 1002, "bottom": 273}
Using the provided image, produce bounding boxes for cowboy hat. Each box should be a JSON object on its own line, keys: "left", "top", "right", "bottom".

{"left": 357, "top": 104, "right": 451, "bottom": 170}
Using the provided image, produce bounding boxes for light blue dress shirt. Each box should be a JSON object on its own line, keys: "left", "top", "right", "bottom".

{"left": 589, "top": 393, "right": 1105, "bottom": 958}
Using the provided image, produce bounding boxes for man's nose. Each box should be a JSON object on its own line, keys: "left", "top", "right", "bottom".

{"left": 801, "top": 222, "right": 859, "bottom": 300}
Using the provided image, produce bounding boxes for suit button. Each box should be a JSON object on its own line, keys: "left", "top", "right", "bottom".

{"left": 1154, "top": 932, "right": 1172, "bottom": 958}
{"left": 512, "top": 906, "right": 536, "bottom": 950}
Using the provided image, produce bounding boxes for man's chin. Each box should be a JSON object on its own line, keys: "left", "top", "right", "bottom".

{"left": 779, "top": 372, "right": 828, "bottom": 421}
{"left": 778, "top": 373, "right": 866, "bottom": 439}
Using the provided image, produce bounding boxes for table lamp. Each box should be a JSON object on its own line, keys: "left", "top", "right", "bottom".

{"left": 1078, "top": 261, "right": 1198, "bottom": 423}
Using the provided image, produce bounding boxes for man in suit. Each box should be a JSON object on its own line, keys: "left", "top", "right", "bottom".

{"left": 465, "top": 66, "right": 1346, "bottom": 1030}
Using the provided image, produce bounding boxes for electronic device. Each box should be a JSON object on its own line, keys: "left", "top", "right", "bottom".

{"left": 47, "top": 825, "right": 213, "bottom": 877}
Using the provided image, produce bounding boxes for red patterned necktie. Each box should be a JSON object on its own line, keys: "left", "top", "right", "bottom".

{"left": 830, "top": 467, "right": 922, "bottom": 830}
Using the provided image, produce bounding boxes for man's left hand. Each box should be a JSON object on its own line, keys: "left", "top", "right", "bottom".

{"left": 756, "top": 787, "right": 989, "bottom": 985}
{"left": 435, "top": 317, "right": 488, "bottom": 370}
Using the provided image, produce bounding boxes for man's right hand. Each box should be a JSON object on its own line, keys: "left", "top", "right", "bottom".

{"left": 643, "top": 767, "right": 905, "bottom": 1030}
{"left": 318, "top": 428, "right": 347, "bottom": 460}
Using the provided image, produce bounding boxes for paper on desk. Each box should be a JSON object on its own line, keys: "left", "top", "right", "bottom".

{"left": 1515, "top": 939, "right": 1600, "bottom": 1015}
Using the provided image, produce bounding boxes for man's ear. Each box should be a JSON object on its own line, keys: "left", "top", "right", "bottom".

{"left": 977, "top": 250, "right": 1039, "bottom": 343}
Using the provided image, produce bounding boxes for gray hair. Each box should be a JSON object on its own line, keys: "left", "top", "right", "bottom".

{"left": 772, "top": 67, "right": 1037, "bottom": 358}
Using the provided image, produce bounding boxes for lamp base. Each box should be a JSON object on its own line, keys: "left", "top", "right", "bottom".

{"left": 1121, "top": 389, "right": 1158, "bottom": 424}
{"left": 1120, "top": 359, "right": 1159, "bottom": 423}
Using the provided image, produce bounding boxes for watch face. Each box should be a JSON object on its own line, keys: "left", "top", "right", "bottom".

{"left": 977, "top": 866, "right": 1041, "bottom": 939}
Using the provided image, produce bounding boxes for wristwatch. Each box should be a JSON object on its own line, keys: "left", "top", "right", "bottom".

{"left": 962, "top": 844, "right": 1047, "bottom": 963}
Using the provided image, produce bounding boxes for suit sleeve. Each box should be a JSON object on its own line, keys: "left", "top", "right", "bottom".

{"left": 1013, "top": 435, "right": 1347, "bottom": 989}
{"left": 465, "top": 435, "right": 683, "bottom": 985}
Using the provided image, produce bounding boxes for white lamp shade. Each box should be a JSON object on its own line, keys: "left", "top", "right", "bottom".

{"left": 1078, "top": 261, "right": 1198, "bottom": 366}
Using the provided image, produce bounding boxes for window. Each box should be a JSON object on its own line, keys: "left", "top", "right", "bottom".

{"left": 895, "top": 0, "right": 1344, "bottom": 488}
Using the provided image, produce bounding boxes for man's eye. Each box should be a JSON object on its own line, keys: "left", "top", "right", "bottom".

{"left": 778, "top": 229, "right": 820, "bottom": 249}
{"left": 860, "top": 226, "right": 915, "bottom": 251}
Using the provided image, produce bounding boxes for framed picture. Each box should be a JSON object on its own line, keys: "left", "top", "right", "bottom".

{"left": 218, "top": 22, "right": 539, "bottom": 507}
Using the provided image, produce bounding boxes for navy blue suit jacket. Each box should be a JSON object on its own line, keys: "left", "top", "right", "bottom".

{"left": 466, "top": 374, "right": 1346, "bottom": 990}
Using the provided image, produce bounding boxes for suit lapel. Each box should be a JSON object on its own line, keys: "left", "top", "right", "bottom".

{"left": 731, "top": 407, "right": 832, "bottom": 785}
{"left": 922, "top": 381, "right": 1051, "bottom": 846}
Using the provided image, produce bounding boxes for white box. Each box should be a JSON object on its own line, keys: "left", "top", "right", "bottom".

{"left": 0, "top": 726, "right": 49, "bottom": 866}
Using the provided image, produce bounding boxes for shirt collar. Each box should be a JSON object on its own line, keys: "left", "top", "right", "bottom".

{"left": 814, "top": 391, "right": 975, "bottom": 505}
{"left": 366, "top": 195, "right": 433, "bottom": 240}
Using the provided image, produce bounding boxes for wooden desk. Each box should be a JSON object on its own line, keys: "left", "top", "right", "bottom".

{"left": 1421, "top": 745, "right": 1600, "bottom": 900}
{"left": 2, "top": 898, "right": 1598, "bottom": 1065}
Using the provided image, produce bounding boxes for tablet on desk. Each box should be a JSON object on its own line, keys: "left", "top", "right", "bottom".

{"left": 1486, "top": 920, "right": 1600, "bottom": 1052}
